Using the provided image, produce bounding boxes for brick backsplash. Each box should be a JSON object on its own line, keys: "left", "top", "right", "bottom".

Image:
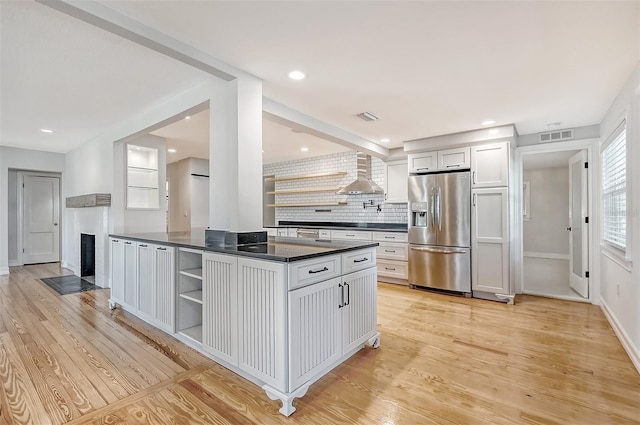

{"left": 263, "top": 151, "right": 408, "bottom": 224}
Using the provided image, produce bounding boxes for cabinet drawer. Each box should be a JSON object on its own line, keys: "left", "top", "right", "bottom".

{"left": 373, "top": 232, "right": 408, "bottom": 243}
{"left": 377, "top": 260, "right": 408, "bottom": 280}
{"left": 331, "top": 230, "right": 372, "bottom": 241}
{"left": 319, "top": 229, "right": 331, "bottom": 240}
{"left": 288, "top": 255, "right": 341, "bottom": 290}
{"left": 376, "top": 242, "right": 408, "bottom": 261}
{"left": 342, "top": 248, "right": 376, "bottom": 275}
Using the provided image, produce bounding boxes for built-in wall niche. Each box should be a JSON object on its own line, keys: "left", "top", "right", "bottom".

{"left": 127, "top": 144, "right": 159, "bottom": 209}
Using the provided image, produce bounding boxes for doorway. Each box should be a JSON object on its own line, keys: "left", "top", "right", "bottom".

{"left": 16, "top": 171, "right": 62, "bottom": 265}
{"left": 518, "top": 146, "right": 593, "bottom": 302}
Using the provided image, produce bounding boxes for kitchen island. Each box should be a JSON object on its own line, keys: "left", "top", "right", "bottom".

{"left": 109, "top": 232, "right": 381, "bottom": 416}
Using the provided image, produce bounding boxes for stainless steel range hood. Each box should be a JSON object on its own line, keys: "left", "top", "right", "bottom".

{"left": 336, "top": 152, "right": 384, "bottom": 195}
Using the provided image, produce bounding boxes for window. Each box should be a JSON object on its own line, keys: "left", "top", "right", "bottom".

{"left": 601, "top": 120, "right": 627, "bottom": 254}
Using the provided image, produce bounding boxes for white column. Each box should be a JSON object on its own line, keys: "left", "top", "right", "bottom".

{"left": 209, "top": 76, "right": 263, "bottom": 232}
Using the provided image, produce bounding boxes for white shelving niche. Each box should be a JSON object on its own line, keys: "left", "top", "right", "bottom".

{"left": 127, "top": 144, "right": 159, "bottom": 209}
{"left": 177, "top": 247, "right": 204, "bottom": 344}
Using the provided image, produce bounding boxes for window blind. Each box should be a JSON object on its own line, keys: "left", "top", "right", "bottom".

{"left": 601, "top": 121, "right": 627, "bottom": 251}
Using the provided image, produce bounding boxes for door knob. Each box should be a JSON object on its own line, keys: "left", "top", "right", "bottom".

{"left": 566, "top": 226, "right": 571, "bottom": 231}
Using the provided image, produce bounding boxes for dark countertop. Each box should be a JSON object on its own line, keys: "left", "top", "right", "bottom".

{"left": 266, "top": 221, "right": 408, "bottom": 232}
{"left": 109, "top": 232, "right": 378, "bottom": 263}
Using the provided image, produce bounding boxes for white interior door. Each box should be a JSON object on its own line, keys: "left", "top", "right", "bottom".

{"left": 568, "top": 151, "right": 589, "bottom": 298}
{"left": 23, "top": 175, "right": 60, "bottom": 264}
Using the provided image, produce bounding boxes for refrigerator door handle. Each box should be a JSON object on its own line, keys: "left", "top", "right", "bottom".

{"left": 429, "top": 192, "right": 435, "bottom": 230}
{"left": 410, "top": 246, "right": 468, "bottom": 254}
{"left": 437, "top": 186, "right": 443, "bottom": 232}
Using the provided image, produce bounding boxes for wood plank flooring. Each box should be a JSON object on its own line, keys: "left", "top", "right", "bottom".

{"left": 1, "top": 263, "right": 638, "bottom": 424}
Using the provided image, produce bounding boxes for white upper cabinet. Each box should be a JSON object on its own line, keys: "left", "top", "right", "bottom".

{"left": 471, "top": 142, "right": 509, "bottom": 188}
{"left": 437, "top": 147, "right": 471, "bottom": 171}
{"left": 408, "top": 152, "right": 437, "bottom": 173}
{"left": 384, "top": 160, "right": 408, "bottom": 203}
{"left": 408, "top": 147, "right": 471, "bottom": 173}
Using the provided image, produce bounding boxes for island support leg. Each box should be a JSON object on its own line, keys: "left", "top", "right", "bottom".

{"left": 108, "top": 299, "right": 117, "bottom": 310}
{"left": 367, "top": 331, "right": 381, "bottom": 348}
{"left": 263, "top": 382, "right": 311, "bottom": 416}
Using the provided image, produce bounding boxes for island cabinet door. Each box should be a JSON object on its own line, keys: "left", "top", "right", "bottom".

{"left": 123, "top": 240, "right": 138, "bottom": 312}
{"left": 342, "top": 267, "right": 378, "bottom": 353}
{"left": 288, "top": 277, "right": 343, "bottom": 391}
{"left": 136, "top": 242, "right": 156, "bottom": 322}
{"left": 154, "top": 245, "right": 175, "bottom": 333}
{"left": 237, "top": 258, "right": 288, "bottom": 392}
{"left": 202, "top": 252, "right": 238, "bottom": 366}
{"left": 110, "top": 238, "right": 125, "bottom": 303}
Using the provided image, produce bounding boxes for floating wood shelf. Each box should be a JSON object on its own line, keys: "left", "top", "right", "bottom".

{"left": 264, "top": 171, "right": 347, "bottom": 182}
{"left": 267, "top": 202, "right": 348, "bottom": 207}
{"left": 267, "top": 187, "right": 343, "bottom": 195}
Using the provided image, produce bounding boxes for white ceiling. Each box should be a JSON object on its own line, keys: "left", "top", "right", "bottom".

{"left": 1, "top": 1, "right": 639, "bottom": 159}
{"left": 152, "top": 109, "right": 349, "bottom": 164}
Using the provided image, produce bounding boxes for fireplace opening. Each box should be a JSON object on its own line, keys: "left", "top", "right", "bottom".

{"left": 81, "top": 233, "right": 95, "bottom": 282}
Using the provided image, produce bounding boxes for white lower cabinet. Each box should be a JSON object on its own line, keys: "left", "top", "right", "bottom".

{"left": 374, "top": 232, "right": 409, "bottom": 283}
{"left": 288, "top": 265, "right": 378, "bottom": 391}
{"left": 110, "top": 238, "right": 175, "bottom": 332}
{"left": 202, "top": 252, "right": 238, "bottom": 366}
{"left": 471, "top": 187, "right": 510, "bottom": 295}
{"left": 288, "top": 277, "right": 342, "bottom": 390}
{"left": 153, "top": 245, "right": 175, "bottom": 333}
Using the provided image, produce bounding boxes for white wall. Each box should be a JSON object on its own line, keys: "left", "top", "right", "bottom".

{"left": 167, "top": 157, "right": 209, "bottom": 231}
{"left": 0, "top": 147, "right": 65, "bottom": 274}
{"left": 263, "top": 151, "right": 408, "bottom": 224}
{"left": 598, "top": 62, "right": 640, "bottom": 371}
{"left": 523, "top": 167, "right": 570, "bottom": 255}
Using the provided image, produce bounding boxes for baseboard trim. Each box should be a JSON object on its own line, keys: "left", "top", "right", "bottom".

{"left": 600, "top": 296, "right": 640, "bottom": 374}
{"left": 0, "top": 267, "right": 9, "bottom": 275}
{"left": 8, "top": 260, "right": 20, "bottom": 267}
{"left": 523, "top": 251, "right": 570, "bottom": 261}
{"left": 61, "top": 262, "right": 77, "bottom": 274}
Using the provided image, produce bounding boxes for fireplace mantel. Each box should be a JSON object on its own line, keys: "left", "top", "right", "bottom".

{"left": 66, "top": 193, "right": 111, "bottom": 208}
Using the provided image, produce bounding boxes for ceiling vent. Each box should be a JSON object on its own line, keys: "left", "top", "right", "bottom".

{"left": 356, "top": 112, "right": 379, "bottom": 122}
{"left": 538, "top": 128, "right": 574, "bottom": 143}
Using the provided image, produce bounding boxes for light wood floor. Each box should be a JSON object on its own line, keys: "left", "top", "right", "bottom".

{"left": 1, "top": 264, "right": 638, "bottom": 424}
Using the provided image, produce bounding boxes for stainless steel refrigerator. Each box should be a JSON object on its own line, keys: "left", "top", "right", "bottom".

{"left": 408, "top": 171, "right": 471, "bottom": 293}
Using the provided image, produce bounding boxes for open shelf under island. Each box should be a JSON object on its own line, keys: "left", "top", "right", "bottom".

{"left": 109, "top": 232, "right": 381, "bottom": 416}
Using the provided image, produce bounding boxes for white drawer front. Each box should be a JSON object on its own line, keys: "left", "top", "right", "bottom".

{"left": 377, "top": 260, "right": 408, "bottom": 279}
{"left": 342, "top": 248, "right": 376, "bottom": 275}
{"left": 288, "top": 255, "right": 341, "bottom": 290}
{"left": 319, "top": 229, "right": 331, "bottom": 240}
{"left": 330, "top": 230, "right": 372, "bottom": 241}
{"left": 376, "top": 242, "right": 408, "bottom": 261}
{"left": 373, "top": 232, "right": 408, "bottom": 243}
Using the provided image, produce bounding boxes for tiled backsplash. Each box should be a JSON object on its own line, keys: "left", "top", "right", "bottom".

{"left": 263, "top": 151, "right": 408, "bottom": 224}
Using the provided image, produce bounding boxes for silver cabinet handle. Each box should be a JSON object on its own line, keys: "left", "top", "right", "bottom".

{"left": 124, "top": 241, "right": 132, "bottom": 245}
{"left": 446, "top": 164, "right": 460, "bottom": 168}
{"left": 384, "top": 267, "right": 396, "bottom": 271}
{"left": 472, "top": 171, "right": 477, "bottom": 184}
{"left": 384, "top": 249, "right": 396, "bottom": 253}
{"left": 473, "top": 193, "right": 477, "bottom": 206}
{"left": 157, "top": 247, "right": 167, "bottom": 251}
{"left": 410, "top": 246, "right": 467, "bottom": 254}
{"left": 346, "top": 234, "right": 355, "bottom": 237}
{"left": 344, "top": 282, "right": 350, "bottom": 306}
{"left": 54, "top": 223, "right": 58, "bottom": 226}
{"left": 338, "top": 283, "right": 344, "bottom": 308}
{"left": 384, "top": 236, "right": 395, "bottom": 239}
{"left": 140, "top": 244, "right": 148, "bottom": 247}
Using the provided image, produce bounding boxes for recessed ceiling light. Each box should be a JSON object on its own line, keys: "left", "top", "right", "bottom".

{"left": 185, "top": 116, "right": 191, "bottom": 120}
{"left": 288, "top": 70, "right": 306, "bottom": 80}
{"left": 40, "top": 128, "right": 54, "bottom": 133}
{"left": 300, "top": 147, "right": 309, "bottom": 152}
{"left": 168, "top": 148, "right": 176, "bottom": 153}
{"left": 380, "top": 138, "right": 390, "bottom": 143}
{"left": 481, "top": 120, "right": 496, "bottom": 126}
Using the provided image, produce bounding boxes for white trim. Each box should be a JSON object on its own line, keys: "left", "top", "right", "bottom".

{"left": 514, "top": 138, "right": 599, "bottom": 302}
{"left": 600, "top": 248, "right": 632, "bottom": 272}
{"left": 523, "top": 251, "right": 570, "bottom": 261}
{"left": 522, "top": 180, "right": 531, "bottom": 221}
{"left": 600, "top": 297, "right": 640, "bottom": 374}
{"left": 0, "top": 267, "right": 9, "bottom": 275}
{"left": 524, "top": 290, "right": 590, "bottom": 303}
{"left": 60, "top": 261, "right": 76, "bottom": 274}
{"left": 8, "top": 260, "right": 19, "bottom": 267}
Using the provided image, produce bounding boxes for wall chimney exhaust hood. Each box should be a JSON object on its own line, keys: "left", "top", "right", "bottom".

{"left": 336, "top": 152, "right": 384, "bottom": 195}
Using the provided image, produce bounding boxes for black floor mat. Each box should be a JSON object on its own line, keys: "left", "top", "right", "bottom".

{"left": 40, "top": 275, "right": 99, "bottom": 295}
